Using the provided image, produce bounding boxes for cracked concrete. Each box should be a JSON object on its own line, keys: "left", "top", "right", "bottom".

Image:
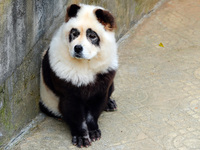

{"left": 12, "top": 0, "right": 200, "bottom": 149}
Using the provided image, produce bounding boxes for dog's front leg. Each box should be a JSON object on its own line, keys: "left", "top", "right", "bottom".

{"left": 86, "top": 95, "right": 107, "bottom": 142}
{"left": 86, "top": 110, "right": 101, "bottom": 142}
{"left": 59, "top": 97, "right": 91, "bottom": 148}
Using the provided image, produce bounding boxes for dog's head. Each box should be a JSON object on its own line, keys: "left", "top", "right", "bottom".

{"left": 49, "top": 4, "right": 118, "bottom": 86}
{"left": 62, "top": 4, "right": 116, "bottom": 60}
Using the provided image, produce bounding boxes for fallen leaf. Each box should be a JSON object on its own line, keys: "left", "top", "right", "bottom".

{"left": 159, "top": 43, "right": 164, "bottom": 47}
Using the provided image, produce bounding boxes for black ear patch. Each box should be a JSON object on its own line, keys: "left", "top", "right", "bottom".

{"left": 95, "top": 9, "right": 116, "bottom": 31}
{"left": 65, "top": 4, "right": 81, "bottom": 22}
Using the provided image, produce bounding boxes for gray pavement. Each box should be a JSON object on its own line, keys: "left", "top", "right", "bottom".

{"left": 13, "top": 0, "right": 200, "bottom": 149}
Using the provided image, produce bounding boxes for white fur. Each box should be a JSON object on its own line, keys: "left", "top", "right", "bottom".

{"left": 49, "top": 4, "right": 118, "bottom": 87}
{"left": 40, "top": 68, "right": 62, "bottom": 117}
{"left": 86, "top": 112, "right": 94, "bottom": 123}
{"left": 82, "top": 121, "right": 90, "bottom": 140}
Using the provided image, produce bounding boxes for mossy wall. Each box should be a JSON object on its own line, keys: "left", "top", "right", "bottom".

{"left": 0, "top": 0, "right": 160, "bottom": 148}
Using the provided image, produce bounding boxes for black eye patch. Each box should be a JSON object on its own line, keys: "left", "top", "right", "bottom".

{"left": 69, "top": 28, "right": 80, "bottom": 42}
{"left": 86, "top": 28, "right": 100, "bottom": 46}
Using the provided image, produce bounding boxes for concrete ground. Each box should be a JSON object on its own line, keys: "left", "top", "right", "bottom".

{"left": 12, "top": 0, "right": 200, "bottom": 149}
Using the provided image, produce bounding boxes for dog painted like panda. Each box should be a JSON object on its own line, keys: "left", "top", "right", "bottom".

{"left": 40, "top": 4, "right": 118, "bottom": 148}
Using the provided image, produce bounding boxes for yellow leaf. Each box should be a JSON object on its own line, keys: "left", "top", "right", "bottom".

{"left": 159, "top": 43, "right": 164, "bottom": 47}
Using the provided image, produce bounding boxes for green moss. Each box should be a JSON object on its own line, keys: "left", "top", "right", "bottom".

{"left": 0, "top": 86, "right": 3, "bottom": 94}
{"left": 0, "top": 105, "right": 12, "bottom": 131}
{"left": 16, "top": 98, "right": 23, "bottom": 104}
{"left": 0, "top": 83, "right": 13, "bottom": 132}
{"left": 30, "top": 75, "right": 36, "bottom": 80}
{"left": 0, "top": 107, "right": 11, "bottom": 130}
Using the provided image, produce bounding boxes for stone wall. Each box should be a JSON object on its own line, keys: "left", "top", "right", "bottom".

{"left": 0, "top": 0, "right": 161, "bottom": 148}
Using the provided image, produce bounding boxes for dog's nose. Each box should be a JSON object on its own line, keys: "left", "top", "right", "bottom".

{"left": 74, "top": 45, "right": 83, "bottom": 54}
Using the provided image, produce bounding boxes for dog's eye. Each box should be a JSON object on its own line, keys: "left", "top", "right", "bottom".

{"left": 72, "top": 31, "right": 79, "bottom": 37}
{"left": 89, "top": 34, "right": 97, "bottom": 39}
{"left": 69, "top": 28, "right": 80, "bottom": 42}
{"left": 86, "top": 28, "right": 100, "bottom": 46}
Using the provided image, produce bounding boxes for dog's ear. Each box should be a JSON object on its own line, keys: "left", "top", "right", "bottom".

{"left": 65, "top": 4, "right": 81, "bottom": 22}
{"left": 95, "top": 9, "right": 116, "bottom": 31}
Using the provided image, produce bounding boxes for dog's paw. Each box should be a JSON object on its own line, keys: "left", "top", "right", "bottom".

{"left": 89, "top": 129, "right": 101, "bottom": 142}
{"left": 72, "top": 135, "right": 91, "bottom": 148}
{"left": 105, "top": 99, "right": 117, "bottom": 111}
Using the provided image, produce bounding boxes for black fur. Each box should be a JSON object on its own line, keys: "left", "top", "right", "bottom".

{"left": 95, "top": 9, "right": 116, "bottom": 31}
{"left": 65, "top": 4, "right": 81, "bottom": 22}
{"left": 69, "top": 28, "right": 80, "bottom": 42}
{"left": 86, "top": 28, "right": 100, "bottom": 46}
{"left": 67, "top": 4, "right": 80, "bottom": 18}
{"left": 41, "top": 50, "right": 116, "bottom": 147}
{"left": 41, "top": 49, "right": 55, "bottom": 92}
